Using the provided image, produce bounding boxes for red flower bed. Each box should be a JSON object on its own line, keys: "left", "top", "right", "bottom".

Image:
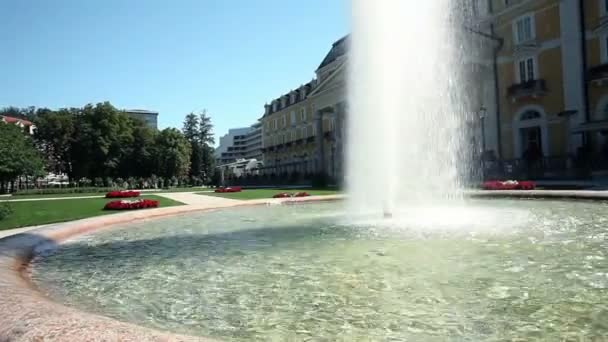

{"left": 105, "top": 190, "right": 140, "bottom": 198}
{"left": 104, "top": 199, "right": 159, "bottom": 210}
{"left": 294, "top": 192, "right": 310, "bottom": 197}
{"left": 214, "top": 186, "right": 242, "bottom": 193}
{"left": 273, "top": 192, "right": 311, "bottom": 198}
{"left": 273, "top": 192, "right": 291, "bottom": 198}
{"left": 482, "top": 180, "right": 535, "bottom": 191}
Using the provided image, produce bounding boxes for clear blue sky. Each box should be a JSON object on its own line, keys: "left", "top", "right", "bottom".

{"left": 0, "top": 0, "right": 349, "bottom": 143}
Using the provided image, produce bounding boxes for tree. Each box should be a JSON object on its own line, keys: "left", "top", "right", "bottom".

{"left": 127, "top": 122, "right": 157, "bottom": 178}
{"left": 198, "top": 110, "right": 215, "bottom": 184}
{"left": 0, "top": 123, "right": 44, "bottom": 192}
{"left": 198, "top": 110, "right": 214, "bottom": 145}
{"left": 71, "top": 102, "right": 134, "bottom": 179}
{"left": 154, "top": 128, "right": 191, "bottom": 179}
{"left": 33, "top": 108, "right": 76, "bottom": 179}
{"left": 200, "top": 144, "right": 215, "bottom": 184}
{"left": 183, "top": 113, "right": 201, "bottom": 183}
{"left": 182, "top": 113, "right": 199, "bottom": 142}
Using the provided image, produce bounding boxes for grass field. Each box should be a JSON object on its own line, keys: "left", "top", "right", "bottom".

{"left": 3, "top": 187, "right": 208, "bottom": 200}
{"left": 200, "top": 188, "right": 340, "bottom": 200}
{"left": 0, "top": 195, "right": 183, "bottom": 231}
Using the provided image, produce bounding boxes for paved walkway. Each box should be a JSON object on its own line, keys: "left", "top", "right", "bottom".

{"left": 0, "top": 225, "right": 46, "bottom": 240}
{"left": 155, "top": 191, "right": 242, "bottom": 206}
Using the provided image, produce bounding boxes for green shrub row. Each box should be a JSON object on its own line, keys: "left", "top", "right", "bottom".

{"left": 12, "top": 187, "right": 117, "bottom": 196}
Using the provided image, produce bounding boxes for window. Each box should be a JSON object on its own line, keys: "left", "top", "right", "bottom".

{"left": 521, "top": 110, "right": 541, "bottom": 121}
{"left": 282, "top": 115, "right": 286, "bottom": 127}
{"left": 273, "top": 119, "right": 277, "bottom": 130}
{"left": 602, "top": 0, "right": 608, "bottom": 14}
{"left": 602, "top": 34, "right": 608, "bottom": 64}
{"left": 517, "top": 57, "right": 536, "bottom": 83}
{"left": 300, "top": 108, "right": 306, "bottom": 122}
{"left": 290, "top": 111, "right": 296, "bottom": 126}
{"left": 514, "top": 15, "right": 534, "bottom": 44}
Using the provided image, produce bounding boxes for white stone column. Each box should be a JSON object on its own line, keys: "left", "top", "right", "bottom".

{"left": 314, "top": 109, "right": 325, "bottom": 175}
{"left": 335, "top": 102, "right": 346, "bottom": 182}
{"left": 560, "top": 0, "right": 587, "bottom": 154}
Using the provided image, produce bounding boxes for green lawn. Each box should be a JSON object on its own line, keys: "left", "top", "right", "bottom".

{"left": 5, "top": 187, "right": 208, "bottom": 200}
{"left": 0, "top": 195, "right": 183, "bottom": 231}
{"left": 200, "top": 188, "right": 340, "bottom": 200}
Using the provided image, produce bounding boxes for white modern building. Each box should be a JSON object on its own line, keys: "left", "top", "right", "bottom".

{"left": 215, "top": 121, "right": 263, "bottom": 166}
{"left": 124, "top": 109, "right": 158, "bottom": 129}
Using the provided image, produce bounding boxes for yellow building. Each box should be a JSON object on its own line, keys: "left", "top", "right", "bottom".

{"left": 260, "top": 37, "right": 347, "bottom": 183}
{"left": 476, "top": 0, "right": 608, "bottom": 177}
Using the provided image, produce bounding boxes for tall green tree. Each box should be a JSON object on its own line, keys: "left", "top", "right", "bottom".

{"left": 154, "top": 128, "right": 191, "bottom": 179}
{"left": 33, "top": 108, "right": 76, "bottom": 179}
{"left": 182, "top": 113, "right": 201, "bottom": 183}
{"left": 198, "top": 110, "right": 215, "bottom": 184}
{"left": 182, "top": 113, "right": 199, "bottom": 142}
{"left": 0, "top": 124, "right": 44, "bottom": 192}
{"left": 198, "top": 110, "right": 215, "bottom": 145}
{"left": 71, "top": 102, "right": 134, "bottom": 179}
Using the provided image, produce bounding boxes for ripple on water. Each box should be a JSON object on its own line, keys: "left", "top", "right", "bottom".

{"left": 31, "top": 199, "right": 608, "bottom": 341}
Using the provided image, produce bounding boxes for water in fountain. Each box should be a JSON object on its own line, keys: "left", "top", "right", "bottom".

{"left": 347, "top": 0, "right": 474, "bottom": 216}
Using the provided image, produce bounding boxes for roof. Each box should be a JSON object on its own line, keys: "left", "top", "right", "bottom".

{"left": 1, "top": 115, "right": 33, "bottom": 126}
{"left": 125, "top": 109, "right": 159, "bottom": 115}
{"left": 317, "top": 35, "right": 349, "bottom": 71}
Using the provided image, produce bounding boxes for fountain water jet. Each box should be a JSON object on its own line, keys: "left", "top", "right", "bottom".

{"left": 347, "top": 0, "right": 472, "bottom": 218}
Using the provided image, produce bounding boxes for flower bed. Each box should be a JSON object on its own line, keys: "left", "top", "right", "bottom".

{"left": 273, "top": 192, "right": 291, "bottom": 198}
{"left": 482, "top": 180, "right": 535, "bottom": 191}
{"left": 104, "top": 199, "right": 159, "bottom": 210}
{"left": 273, "top": 192, "right": 311, "bottom": 198}
{"left": 105, "top": 190, "right": 141, "bottom": 198}
{"left": 214, "top": 187, "right": 242, "bottom": 193}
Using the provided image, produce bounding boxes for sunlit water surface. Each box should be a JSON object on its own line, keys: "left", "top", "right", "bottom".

{"left": 32, "top": 200, "right": 608, "bottom": 341}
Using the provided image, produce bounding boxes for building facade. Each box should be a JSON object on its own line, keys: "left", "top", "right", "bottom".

{"left": 258, "top": 0, "right": 608, "bottom": 182}
{"left": 124, "top": 109, "right": 159, "bottom": 129}
{"left": 260, "top": 37, "right": 348, "bottom": 183}
{"left": 215, "top": 122, "right": 263, "bottom": 166}
{"left": 472, "top": 0, "right": 608, "bottom": 177}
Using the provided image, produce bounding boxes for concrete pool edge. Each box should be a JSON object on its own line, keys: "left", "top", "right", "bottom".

{"left": 1, "top": 190, "right": 606, "bottom": 341}
{"left": 0, "top": 195, "right": 343, "bottom": 341}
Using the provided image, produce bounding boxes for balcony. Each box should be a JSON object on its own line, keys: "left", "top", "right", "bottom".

{"left": 306, "top": 136, "right": 315, "bottom": 143}
{"left": 588, "top": 63, "right": 608, "bottom": 86}
{"left": 507, "top": 79, "right": 547, "bottom": 101}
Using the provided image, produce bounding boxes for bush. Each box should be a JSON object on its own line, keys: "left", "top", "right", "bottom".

{"left": 105, "top": 190, "right": 141, "bottom": 198}
{"left": 0, "top": 202, "right": 12, "bottom": 220}
{"left": 13, "top": 187, "right": 117, "bottom": 196}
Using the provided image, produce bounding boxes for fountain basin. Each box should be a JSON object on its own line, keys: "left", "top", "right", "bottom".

{"left": 1, "top": 192, "right": 607, "bottom": 341}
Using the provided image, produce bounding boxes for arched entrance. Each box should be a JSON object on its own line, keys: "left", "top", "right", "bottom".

{"left": 513, "top": 105, "right": 549, "bottom": 158}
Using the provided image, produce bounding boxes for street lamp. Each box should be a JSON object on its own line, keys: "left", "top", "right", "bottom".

{"left": 478, "top": 106, "right": 488, "bottom": 181}
{"left": 478, "top": 106, "right": 487, "bottom": 154}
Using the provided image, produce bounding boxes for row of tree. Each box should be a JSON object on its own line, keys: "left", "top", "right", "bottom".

{"left": 0, "top": 102, "right": 217, "bottom": 192}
